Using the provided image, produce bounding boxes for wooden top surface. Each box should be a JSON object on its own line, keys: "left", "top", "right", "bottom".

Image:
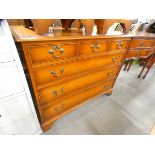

{"left": 10, "top": 25, "right": 155, "bottom": 42}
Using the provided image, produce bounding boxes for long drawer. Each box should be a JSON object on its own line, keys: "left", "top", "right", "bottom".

{"left": 41, "top": 80, "right": 114, "bottom": 122}
{"left": 39, "top": 65, "right": 119, "bottom": 105}
{"left": 34, "top": 52, "right": 124, "bottom": 87}
{"left": 0, "top": 62, "right": 24, "bottom": 99}
{"left": 27, "top": 41, "right": 78, "bottom": 64}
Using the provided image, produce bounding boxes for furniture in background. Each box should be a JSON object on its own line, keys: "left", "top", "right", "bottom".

{"left": 137, "top": 48, "right": 155, "bottom": 79}
{"left": 124, "top": 22, "right": 146, "bottom": 72}
{"left": 31, "top": 19, "right": 58, "bottom": 34}
{"left": 8, "top": 19, "right": 132, "bottom": 36}
{"left": 124, "top": 36, "right": 155, "bottom": 75}
{"left": 124, "top": 20, "right": 155, "bottom": 77}
{"left": 0, "top": 20, "right": 42, "bottom": 135}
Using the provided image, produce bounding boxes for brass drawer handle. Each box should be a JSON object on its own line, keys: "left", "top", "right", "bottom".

{"left": 49, "top": 50, "right": 61, "bottom": 58}
{"left": 90, "top": 44, "right": 95, "bottom": 48}
{"left": 48, "top": 45, "right": 64, "bottom": 59}
{"left": 112, "top": 56, "right": 119, "bottom": 62}
{"left": 90, "top": 43, "right": 100, "bottom": 48}
{"left": 116, "top": 41, "right": 124, "bottom": 49}
{"left": 54, "top": 103, "right": 65, "bottom": 112}
{"left": 90, "top": 43, "right": 100, "bottom": 51}
{"left": 53, "top": 88, "right": 65, "bottom": 96}
{"left": 60, "top": 48, "right": 64, "bottom": 52}
{"left": 50, "top": 68, "right": 64, "bottom": 77}
{"left": 96, "top": 44, "right": 100, "bottom": 48}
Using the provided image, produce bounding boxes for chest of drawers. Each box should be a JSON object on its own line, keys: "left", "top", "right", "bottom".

{"left": 15, "top": 29, "right": 130, "bottom": 131}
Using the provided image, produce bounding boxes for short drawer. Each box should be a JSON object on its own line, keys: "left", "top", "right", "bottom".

{"left": 41, "top": 80, "right": 114, "bottom": 122}
{"left": 126, "top": 49, "right": 151, "bottom": 58}
{"left": 27, "top": 42, "right": 78, "bottom": 64}
{"left": 79, "top": 40, "right": 108, "bottom": 55}
{"left": 34, "top": 53, "right": 124, "bottom": 86}
{"left": 109, "top": 39, "right": 129, "bottom": 50}
{"left": 0, "top": 62, "right": 24, "bottom": 99}
{"left": 130, "top": 39, "right": 155, "bottom": 48}
{"left": 0, "top": 94, "right": 31, "bottom": 126}
{"left": 39, "top": 66, "right": 119, "bottom": 105}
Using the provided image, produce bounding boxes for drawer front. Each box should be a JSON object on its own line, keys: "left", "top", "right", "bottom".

{"left": 27, "top": 42, "right": 78, "bottom": 64}
{"left": 34, "top": 53, "right": 124, "bottom": 86}
{"left": 126, "top": 49, "right": 151, "bottom": 58}
{"left": 126, "top": 50, "right": 137, "bottom": 58}
{"left": 0, "top": 94, "right": 31, "bottom": 126}
{"left": 0, "top": 27, "right": 14, "bottom": 63}
{"left": 109, "top": 39, "right": 129, "bottom": 50}
{"left": 131, "top": 39, "right": 155, "bottom": 48}
{"left": 39, "top": 66, "right": 119, "bottom": 105}
{"left": 0, "top": 62, "right": 24, "bottom": 99}
{"left": 0, "top": 114, "right": 39, "bottom": 135}
{"left": 42, "top": 80, "right": 114, "bottom": 121}
{"left": 79, "top": 40, "right": 108, "bottom": 55}
{"left": 139, "top": 49, "right": 151, "bottom": 57}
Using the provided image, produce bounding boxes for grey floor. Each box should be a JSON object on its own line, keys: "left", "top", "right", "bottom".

{"left": 44, "top": 65, "right": 155, "bottom": 135}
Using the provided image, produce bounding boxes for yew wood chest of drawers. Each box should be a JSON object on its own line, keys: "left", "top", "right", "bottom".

{"left": 11, "top": 26, "right": 135, "bottom": 131}
{"left": 18, "top": 37, "right": 130, "bottom": 131}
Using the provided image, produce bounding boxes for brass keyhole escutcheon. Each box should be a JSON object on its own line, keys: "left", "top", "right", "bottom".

{"left": 90, "top": 42, "right": 100, "bottom": 52}
{"left": 116, "top": 40, "right": 124, "bottom": 49}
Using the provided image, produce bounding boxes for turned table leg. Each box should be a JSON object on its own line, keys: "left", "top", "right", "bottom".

{"left": 138, "top": 55, "right": 154, "bottom": 78}
{"left": 127, "top": 59, "right": 133, "bottom": 71}
{"left": 138, "top": 63, "right": 146, "bottom": 78}
{"left": 124, "top": 60, "right": 130, "bottom": 71}
{"left": 143, "top": 59, "right": 154, "bottom": 79}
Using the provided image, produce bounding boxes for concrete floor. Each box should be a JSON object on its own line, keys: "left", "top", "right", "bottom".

{"left": 44, "top": 65, "right": 155, "bottom": 135}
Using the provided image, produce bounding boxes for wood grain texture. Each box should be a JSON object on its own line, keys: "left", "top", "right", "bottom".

{"left": 38, "top": 67, "right": 119, "bottom": 105}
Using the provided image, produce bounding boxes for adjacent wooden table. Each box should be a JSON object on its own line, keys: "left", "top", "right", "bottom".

{"left": 11, "top": 26, "right": 155, "bottom": 131}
